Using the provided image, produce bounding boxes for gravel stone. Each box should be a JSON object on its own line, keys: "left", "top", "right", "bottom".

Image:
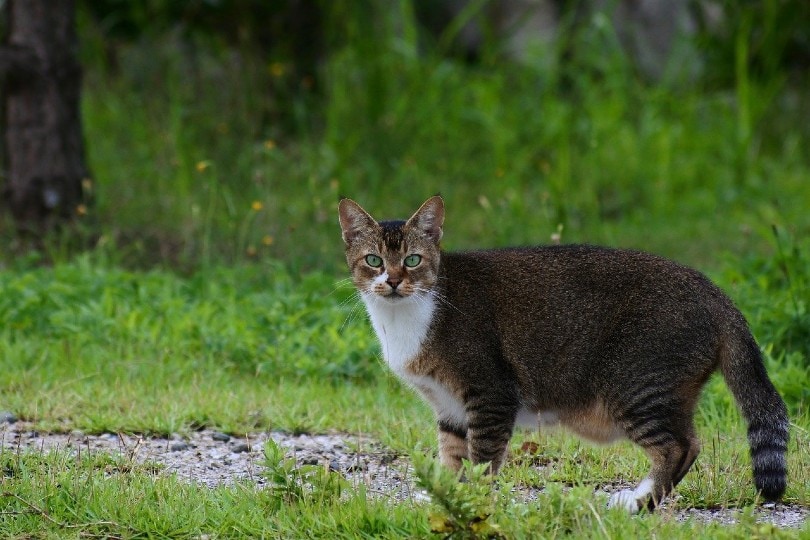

{"left": 1, "top": 420, "right": 807, "bottom": 528}
{"left": 380, "top": 452, "right": 399, "bottom": 465}
{"left": 0, "top": 412, "right": 17, "bottom": 424}
{"left": 232, "top": 442, "right": 251, "bottom": 454}
{"left": 211, "top": 432, "right": 231, "bottom": 442}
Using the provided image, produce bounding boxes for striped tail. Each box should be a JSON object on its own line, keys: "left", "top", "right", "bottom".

{"left": 719, "top": 329, "right": 789, "bottom": 500}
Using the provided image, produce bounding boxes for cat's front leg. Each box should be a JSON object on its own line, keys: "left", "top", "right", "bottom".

{"left": 437, "top": 420, "right": 468, "bottom": 472}
{"left": 465, "top": 399, "right": 518, "bottom": 474}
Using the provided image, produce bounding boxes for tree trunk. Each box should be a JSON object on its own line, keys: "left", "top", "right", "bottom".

{"left": 0, "top": 0, "right": 90, "bottom": 232}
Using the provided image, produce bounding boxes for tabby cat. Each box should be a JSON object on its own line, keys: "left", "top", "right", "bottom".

{"left": 338, "top": 195, "right": 788, "bottom": 512}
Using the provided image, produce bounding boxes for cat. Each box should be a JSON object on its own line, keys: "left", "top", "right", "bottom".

{"left": 338, "top": 195, "right": 789, "bottom": 512}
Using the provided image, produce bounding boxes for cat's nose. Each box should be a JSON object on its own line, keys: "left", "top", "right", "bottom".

{"left": 386, "top": 277, "right": 401, "bottom": 289}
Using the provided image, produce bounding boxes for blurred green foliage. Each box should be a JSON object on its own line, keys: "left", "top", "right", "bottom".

{"left": 0, "top": 1, "right": 779, "bottom": 272}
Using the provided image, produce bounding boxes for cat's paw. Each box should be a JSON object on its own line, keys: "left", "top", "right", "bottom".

{"left": 607, "top": 490, "right": 641, "bottom": 513}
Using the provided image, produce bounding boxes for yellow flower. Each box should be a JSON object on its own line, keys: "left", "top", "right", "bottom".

{"left": 270, "top": 62, "right": 285, "bottom": 77}
{"left": 196, "top": 160, "right": 211, "bottom": 173}
{"left": 262, "top": 235, "right": 274, "bottom": 246}
{"left": 76, "top": 204, "right": 88, "bottom": 216}
{"left": 263, "top": 139, "right": 276, "bottom": 150}
{"left": 251, "top": 201, "right": 263, "bottom": 212}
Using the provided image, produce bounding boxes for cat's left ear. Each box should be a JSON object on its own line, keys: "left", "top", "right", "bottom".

{"left": 407, "top": 195, "right": 444, "bottom": 244}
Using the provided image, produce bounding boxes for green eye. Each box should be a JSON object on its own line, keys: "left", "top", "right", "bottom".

{"left": 404, "top": 254, "right": 422, "bottom": 268}
{"left": 365, "top": 254, "right": 383, "bottom": 268}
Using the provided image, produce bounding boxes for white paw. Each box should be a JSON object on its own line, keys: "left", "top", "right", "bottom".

{"left": 607, "top": 490, "right": 641, "bottom": 513}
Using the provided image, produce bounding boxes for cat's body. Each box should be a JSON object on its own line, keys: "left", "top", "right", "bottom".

{"left": 338, "top": 196, "right": 789, "bottom": 512}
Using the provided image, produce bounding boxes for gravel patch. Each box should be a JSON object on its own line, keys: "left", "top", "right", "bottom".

{"left": 1, "top": 421, "right": 806, "bottom": 528}
{"left": 0, "top": 421, "right": 418, "bottom": 500}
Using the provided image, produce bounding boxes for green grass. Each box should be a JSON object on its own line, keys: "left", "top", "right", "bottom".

{"left": 1, "top": 248, "right": 808, "bottom": 538}
{"left": 0, "top": 448, "right": 427, "bottom": 538}
{"left": 1, "top": 444, "right": 806, "bottom": 539}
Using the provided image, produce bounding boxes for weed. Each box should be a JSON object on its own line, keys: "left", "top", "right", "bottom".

{"left": 414, "top": 453, "right": 505, "bottom": 539}
{"left": 263, "top": 439, "right": 348, "bottom": 507}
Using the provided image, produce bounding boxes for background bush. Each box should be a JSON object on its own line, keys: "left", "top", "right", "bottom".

{"left": 18, "top": 0, "right": 800, "bottom": 273}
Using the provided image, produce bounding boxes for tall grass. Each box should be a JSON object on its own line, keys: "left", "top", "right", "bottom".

{"left": 63, "top": 1, "right": 810, "bottom": 274}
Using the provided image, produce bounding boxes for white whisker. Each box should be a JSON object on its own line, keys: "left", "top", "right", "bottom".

{"left": 413, "top": 286, "right": 465, "bottom": 315}
{"left": 327, "top": 277, "right": 356, "bottom": 298}
{"left": 339, "top": 291, "right": 369, "bottom": 332}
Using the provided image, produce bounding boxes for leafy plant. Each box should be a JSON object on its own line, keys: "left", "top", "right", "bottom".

{"left": 413, "top": 452, "right": 505, "bottom": 539}
{"left": 262, "top": 439, "right": 348, "bottom": 507}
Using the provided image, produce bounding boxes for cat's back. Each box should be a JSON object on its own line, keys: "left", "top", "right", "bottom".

{"left": 442, "top": 244, "right": 712, "bottom": 290}
{"left": 436, "top": 244, "right": 737, "bottom": 330}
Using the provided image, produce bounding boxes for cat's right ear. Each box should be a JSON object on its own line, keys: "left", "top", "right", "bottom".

{"left": 338, "top": 199, "right": 378, "bottom": 245}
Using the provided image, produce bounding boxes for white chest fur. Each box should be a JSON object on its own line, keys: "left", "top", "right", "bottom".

{"left": 363, "top": 292, "right": 467, "bottom": 428}
{"left": 362, "top": 292, "right": 436, "bottom": 375}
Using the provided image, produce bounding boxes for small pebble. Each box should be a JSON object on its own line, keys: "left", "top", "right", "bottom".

{"left": 232, "top": 442, "right": 251, "bottom": 453}
{"left": 328, "top": 460, "right": 341, "bottom": 472}
{"left": 0, "top": 412, "right": 17, "bottom": 424}
{"left": 170, "top": 441, "right": 189, "bottom": 452}
{"left": 380, "top": 452, "right": 398, "bottom": 465}
{"left": 211, "top": 432, "right": 231, "bottom": 442}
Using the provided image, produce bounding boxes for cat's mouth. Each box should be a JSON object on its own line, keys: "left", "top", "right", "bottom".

{"left": 380, "top": 289, "right": 411, "bottom": 302}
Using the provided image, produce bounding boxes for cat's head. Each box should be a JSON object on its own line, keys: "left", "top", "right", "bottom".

{"left": 338, "top": 196, "right": 444, "bottom": 304}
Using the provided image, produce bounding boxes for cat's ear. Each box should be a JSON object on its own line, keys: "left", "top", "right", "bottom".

{"left": 338, "top": 199, "right": 378, "bottom": 245}
{"left": 406, "top": 195, "right": 444, "bottom": 244}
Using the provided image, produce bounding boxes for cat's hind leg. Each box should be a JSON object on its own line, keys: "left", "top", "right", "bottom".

{"left": 609, "top": 424, "right": 700, "bottom": 513}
